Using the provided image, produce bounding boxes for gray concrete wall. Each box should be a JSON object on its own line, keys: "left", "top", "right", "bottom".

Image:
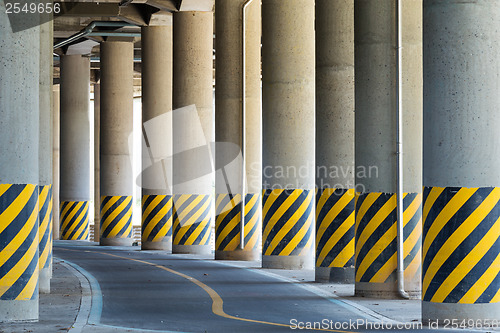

{"left": 100, "top": 42, "right": 134, "bottom": 196}
{"left": 94, "top": 84, "right": 100, "bottom": 241}
{"left": 60, "top": 55, "right": 91, "bottom": 202}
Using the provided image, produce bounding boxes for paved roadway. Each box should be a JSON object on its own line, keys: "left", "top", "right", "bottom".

{"left": 54, "top": 242, "right": 462, "bottom": 333}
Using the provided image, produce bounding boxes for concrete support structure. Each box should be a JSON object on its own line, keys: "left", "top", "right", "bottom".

{"left": 172, "top": 11, "right": 214, "bottom": 255}
{"left": 60, "top": 55, "right": 91, "bottom": 241}
{"left": 422, "top": 0, "right": 500, "bottom": 322}
{"left": 141, "top": 20, "right": 174, "bottom": 251}
{"left": 315, "top": 0, "right": 355, "bottom": 283}
{"left": 261, "top": 0, "right": 315, "bottom": 269}
{"left": 100, "top": 41, "right": 134, "bottom": 247}
{"left": 52, "top": 85, "right": 60, "bottom": 241}
{"left": 94, "top": 84, "right": 100, "bottom": 243}
{"left": 0, "top": 7, "right": 40, "bottom": 321}
{"left": 214, "top": 0, "right": 261, "bottom": 261}
{"left": 354, "top": 0, "right": 422, "bottom": 298}
{"left": 38, "top": 19, "right": 53, "bottom": 293}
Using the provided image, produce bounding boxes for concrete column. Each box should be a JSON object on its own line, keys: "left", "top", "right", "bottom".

{"left": 60, "top": 55, "right": 91, "bottom": 241}
{"left": 262, "top": 0, "right": 315, "bottom": 269}
{"left": 141, "top": 20, "right": 174, "bottom": 251}
{"left": 0, "top": 6, "right": 40, "bottom": 321}
{"left": 172, "top": 11, "right": 214, "bottom": 255}
{"left": 38, "top": 19, "right": 53, "bottom": 294}
{"left": 214, "top": 0, "right": 261, "bottom": 261}
{"left": 315, "top": 0, "right": 355, "bottom": 283}
{"left": 422, "top": 0, "right": 500, "bottom": 322}
{"left": 52, "top": 85, "right": 60, "bottom": 241}
{"left": 94, "top": 84, "right": 100, "bottom": 243}
{"left": 100, "top": 41, "right": 134, "bottom": 247}
{"left": 354, "top": 0, "right": 422, "bottom": 298}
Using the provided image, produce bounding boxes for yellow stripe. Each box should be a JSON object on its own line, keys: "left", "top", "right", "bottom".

{"left": 280, "top": 211, "right": 313, "bottom": 256}
{"left": 151, "top": 214, "right": 172, "bottom": 242}
{"left": 262, "top": 189, "right": 283, "bottom": 224}
{"left": 422, "top": 187, "right": 445, "bottom": 224}
{"left": 142, "top": 195, "right": 165, "bottom": 224}
{"left": 460, "top": 250, "right": 500, "bottom": 304}
{"left": 107, "top": 198, "right": 133, "bottom": 238}
{"left": 143, "top": 200, "right": 171, "bottom": 241}
{"left": 100, "top": 196, "right": 121, "bottom": 218}
{"left": 316, "top": 211, "right": 354, "bottom": 267}
{"left": 355, "top": 195, "right": 396, "bottom": 262}
{"left": 424, "top": 188, "right": 500, "bottom": 299}
{"left": 71, "top": 204, "right": 89, "bottom": 240}
{"left": 263, "top": 190, "right": 301, "bottom": 244}
{"left": 177, "top": 196, "right": 204, "bottom": 224}
{"left": 316, "top": 192, "right": 353, "bottom": 246}
{"left": 355, "top": 192, "right": 381, "bottom": 228}
{"left": 0, "top": 217, "right": 38, "bottom": 296}
{"left": 184, "top": 201, "right": 212, "bottom": 245}
{"left": 101, "top": 197, "right": 131, "bottom": 232}
{"left": 265, "top": 191, "right": 311, "bottom": 255}
{"left": 63, "top": 202, "right": 86, "bottom": 238}
{"left": 16, "top": 262, "right": 39, "bottom": 300}
{"left": 423, "top": 187, "right": 476, "bottom": 260}
{"left": 216, "top": 213, "right": 239, "bottom": 249}
{"left": 316, "top": 188, "right": 335, "bottom": 220}
{"left": 405, "top": 248, "right": 422, "bottom": 282}
{"left": 0, "top": 185, "right": 36, "bottom": 235}
{"left": 0, "top": 184, "right": 12, "bottom": 198}
{"left": 199, "top": 221, "right": 212, "bottom": 246}
{"left": 331, "top": 238, "right": 355, "bottom": 267}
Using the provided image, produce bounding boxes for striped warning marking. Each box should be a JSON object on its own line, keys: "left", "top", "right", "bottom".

{"left": 316, "top": 188, "right": 355, "bottom": 268}
{"left": 60, "top": 201, "right": 89, "bottom": 241}
{"left": 39, "top": 185, "right": 52, "bottom": 270}
{"left": 215, "top": 193, "right": 260, "bottom": 251}
{"left": 172, "top": 194, "right": 212, "bottom": 246}
{"left": 142, "top": 195, "right": 173, "bottom": 243}
{"left": 0, "top": 184, "right": 39, "bottom": 301}
{"left": 262, "top": 189, "right": 313, "bottom": 256}
{"left": 423, "top": 186, "right": 500, "bottom": 304}
{"left": 355, "top": 192, "right": 422, "bottom": 283}
{"left": 100, "top": 196, "right": 133, "bottom": 240}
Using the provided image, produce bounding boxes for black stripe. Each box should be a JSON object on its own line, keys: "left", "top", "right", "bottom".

{"left": 319, "top": 224, "right": 355, "bottom": 268}
{"left": 67, "top": 208, "right": 89, "bottom": 240}
{"left": 355, "top": 193, "right": 393, "bottom": 245}
{"left": 174, "top": 196, "right": 210, "bottom": 227}
{"left": 404, "top": 235, "right": 422, "bottom": 271}
{"left": 176, "top": 208, "right": 211, "bottom": 245}
{"left": 356, "top": 207, "right": 397, "bottom": 270}
{"left": 477, "top": 270, "right": 500, "bottom": 303}
{"left": 316, "top": 189, "right": 352, "bottom": 226}
{"left": 0, "top": 187, "right": 38, "bottom": 250}
{"left": 143, "top": 197, "right": 172, "bottom": 241}
{"left": 244, "top": 212, "right": 260, "bottom": 247}
{"left": 359, "top": 237, "right": 397, "bottom": 283}
{"left": 216, "top": 195, "right": 233, "bottom": 216}
{"left": 100, "top": 197, "right": 127, "bottom": 223}
{"left": 271, "top": 196, "right": 313, "bottom": 256}
{"left": 101, "top": 200, "right": 132, "bottom": 238}
{"left": 423, "top": 187, "right": 494, "bottom": 280}
{"left": 61, "top": 202, "right": 86, "bottom": 238}
{"left": 100, "top": 196, "right": 113, "bottom": 211}
{"left": 424, "top": 198, "right": 500, "bottom": 302}
{"left": 143, "top": 196, "right": 171, "bottom": 226}
{"left": 0, "top": 184, "right": 26, "bottom": 215}
{"left": 316, "top": 200, "right": 354, "bottom": 251}
{"left": 216, "top": 204, "right": 240, "bottom": 250}
{"left": 0, "top": 217, "right": 38, "bottom": 300}
{"left": 60, "top": 201, "right": 76, "bottom": 222}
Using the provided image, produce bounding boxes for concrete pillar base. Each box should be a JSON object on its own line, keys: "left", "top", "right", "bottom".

{"left": 39, "top": 267, "right": 51, "bottom": 294}
{"left": 215, "top": 250, "right": 260, "bottom": 261}
{"left": 422, "top": 301, "right": 500, "bottom": 323}
{"left": 173, "top": 244, "right": 212, "bottom": 256}
{"left": 262, "top": 255, "right": 313, "bottom": 270}
{"left": 0, "top": 300, "right": 38, "bottom": 322}
{"left": 142, "top": 240, "right": 172, "bottom": 251}
{"left": 315, "top": 267, "right": 354, "bottom": 284}
{"left": 355, "top": 281, "right": 421, "bottom": 300}
{"left": 100, "top": 238, "right": 133, "bottom": 247}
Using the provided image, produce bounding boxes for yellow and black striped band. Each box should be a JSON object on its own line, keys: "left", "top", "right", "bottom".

{"left": 215, "top": 193, "right": 260, "bottom": 251}
{"left": 423, "top": 186, "right": 500, "bottom": 304}
{"left": 355, "top": 192, "right": 422, "bottom": 283}
{"left": 0, "top": 184, "right": 39, "bottom": 301}
{"left": 142, "top": 195, "right": 173, "bottom": 243}
{"left": 60, "top": 201, "right": 89, "bottom": 241}
{"left": 173, "top": 194, "right": 212, "bottom": 246}
{"left": 262, "top": 189, "right": 313, "bottom": 256}
{"left": 100, "top": 196, "right": 133, "bottom": 239}
{"left": 316, "top": 188, "right": 355, "bottom": 268}
{"left": 39, "top": 185, "right": 52, "bottom": 270}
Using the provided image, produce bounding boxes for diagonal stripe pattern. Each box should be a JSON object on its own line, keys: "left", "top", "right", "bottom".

{"left": 355, "top": 192, "right": 422, "bottom": 283}
{"left": 423, "top": 186, "right": 500, "bottom": 304}
{"left": 142, "top": 195, "right": 173, "bottom": 243}
{"left": 60, "top": 201, "right": 89, "bottom": 240}
{"left": 262, "top": 189, "right": 314, "bottom": 257}
{"left": 172, "top": 194, "right": 212, "bottom": 246}
{"left": 0, "top": 184, "right": 39, "bottom": 301}
{"left": 38, "top": 185, "right": 52, "bottom": 270}
{"left": 215, "top": 193, "right": 261, "bottom": 251}
{"left": 316, "top": 188, "right": 355, "bottom": 268}
{"left": 100, "top": 196, "right": 133, "bottom": 240}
